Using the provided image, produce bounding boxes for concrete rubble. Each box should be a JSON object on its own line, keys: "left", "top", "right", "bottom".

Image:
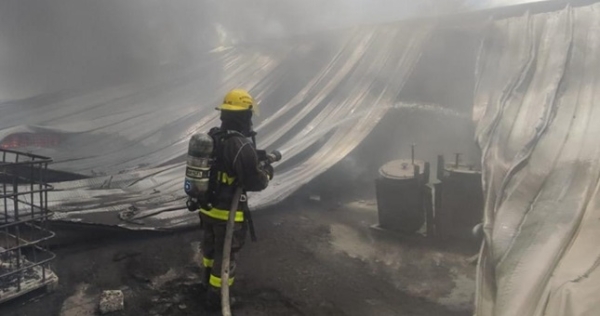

{"left": 99, "top": 290, "right": 124, "bottom": 314}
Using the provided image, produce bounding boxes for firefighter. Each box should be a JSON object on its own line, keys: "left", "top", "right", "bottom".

{"left": 192, "top": 89, "right": 273, "bottom": 310}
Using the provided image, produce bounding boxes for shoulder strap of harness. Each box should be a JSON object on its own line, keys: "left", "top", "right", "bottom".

{"left": 208, "top": 127, "right": 258, "bottom": 242}
{"left": 206, "top": 127, "right": 246, "bottom": 193}
{"left": 208, "top": 127, "right": 246, "bottom": 165}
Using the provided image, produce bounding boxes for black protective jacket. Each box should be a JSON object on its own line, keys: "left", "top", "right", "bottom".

{"left": 199, "top": 129, "right": 269, "bottom": 222}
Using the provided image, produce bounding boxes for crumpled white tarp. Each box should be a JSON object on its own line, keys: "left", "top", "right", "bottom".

{"left": 0, "top": 24, "right": 433, "bottom": 230}
{"left": 474, "top": 3, "right": 600, "bottom": 316}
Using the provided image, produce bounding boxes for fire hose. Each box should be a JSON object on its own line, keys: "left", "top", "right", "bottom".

{"left": 221, "top": 186, "right": 243, "bottom": 316}
{"left": 120, "top": 136, "right": 281, "bottom": 315}
{"left": 119, "top": 129, "right": 283, "bottom": 315}
{"left": 221, "top": 150, "right": 281, "bottom": 316}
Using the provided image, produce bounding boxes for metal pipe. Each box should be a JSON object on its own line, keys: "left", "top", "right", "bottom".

{"left": 423, "top": 162, "right": 434, "bottom": 238}
{"left": 436, "top": 155, "right": 445, "bottom": 180}
{"left": 455, "top": 153, "right": 461, "bottom": 168}
{"left": 413, "top": 164, "right": 420, "bottom": 179}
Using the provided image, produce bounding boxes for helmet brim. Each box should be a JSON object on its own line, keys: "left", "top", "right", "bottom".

{"left": 215, "top": 103, "right": 257, "bottom": 115}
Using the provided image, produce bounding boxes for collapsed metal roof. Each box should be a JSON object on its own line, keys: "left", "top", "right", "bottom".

{"left": 0, "top": 0, "right": 591, "bottom": 234}
{"left": 0, "top": 23, "right": 435, "bottom": 230}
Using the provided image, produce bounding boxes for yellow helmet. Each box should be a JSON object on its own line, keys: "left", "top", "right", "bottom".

{"left": 216, "top": 89, "right": 255, "bottom": 112}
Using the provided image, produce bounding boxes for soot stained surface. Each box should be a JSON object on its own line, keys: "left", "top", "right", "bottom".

{"left": 0, "top": 197, "right": 475, "bottom": 316}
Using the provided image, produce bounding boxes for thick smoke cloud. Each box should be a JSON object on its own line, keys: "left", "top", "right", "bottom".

{"left": 214, "top": 0, "right": 470, "bottom": 41}
{"left": 465, "top": 0, "right": 548, "bottom": 9}
{"left": 0, "top": 0, "right": 516, "bottom": 100}
{"left": 0, "top": 0, "right": 215, "bottom": 100}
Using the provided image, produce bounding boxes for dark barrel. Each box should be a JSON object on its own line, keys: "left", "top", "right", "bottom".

{"left": 435, "top": 163, "right": 483, "bottom": 242}
{"left": 375, "top": 159, "right": 428, "bottom": 234}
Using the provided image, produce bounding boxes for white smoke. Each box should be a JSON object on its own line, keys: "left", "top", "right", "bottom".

{"left": 0, "top": 0, "right": 544, "bottom": 100}
{"left": 465, "top": 0, "right": 550, "bottom": 9}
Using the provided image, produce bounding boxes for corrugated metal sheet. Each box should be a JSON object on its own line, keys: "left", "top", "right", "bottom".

{"left": 474, "top": 3, "right": 600, "bottom": 315}
{"left": 0, "top": 24, "right": 434, "bottom": 230}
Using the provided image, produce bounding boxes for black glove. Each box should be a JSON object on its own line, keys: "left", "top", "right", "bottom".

{"left": 263, "top": 163, "right": 274, "bottom": 180}
{"left": 186, "top": 198, "right": 199, "bottom": 212}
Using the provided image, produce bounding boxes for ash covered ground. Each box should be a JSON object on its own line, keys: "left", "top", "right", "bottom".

{"left": 0, "top": 190, "right": 476, "bottom": 316}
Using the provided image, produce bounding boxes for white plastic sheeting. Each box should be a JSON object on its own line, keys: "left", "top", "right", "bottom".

{"left": 474, "top": 3, "right": 600, "bottom": 316}
{"left": 0, "top": 24, "right": 433, "bottom": 230}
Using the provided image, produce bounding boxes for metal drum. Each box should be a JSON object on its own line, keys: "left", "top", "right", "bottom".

{"left": 375, "top": 159, "right": 429, "bottom": 234}
{"left": 435, "top": 159, "right": 483, "bottom": 242}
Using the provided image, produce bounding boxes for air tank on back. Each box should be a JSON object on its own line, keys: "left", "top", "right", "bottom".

{"left": 184, "top": 133, "right": 214, "bottom": 203}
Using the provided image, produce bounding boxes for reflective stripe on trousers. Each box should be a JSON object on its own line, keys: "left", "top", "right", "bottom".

{"left": 200, "top": 208, "right": 244, "bottom": 222}
{"left": 203, "top": 257, "right": 214, "bottom": 268}
{"left": 209, "top": 274, "right": 235, "bottom": 287}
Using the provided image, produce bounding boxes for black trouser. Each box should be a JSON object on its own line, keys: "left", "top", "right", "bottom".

{"left": 200, "top": 214, "right": 248, "bottom": 290}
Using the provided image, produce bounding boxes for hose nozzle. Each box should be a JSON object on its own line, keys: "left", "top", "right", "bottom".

{"left": 257, "top": 149, "right": 282, "bottom": 164}
{"left": 267, "top": 150, "right": 282, "bottom": 163}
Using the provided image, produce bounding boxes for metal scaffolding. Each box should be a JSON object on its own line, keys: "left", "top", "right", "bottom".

{"left": 0, "top": 149, "right": 57, "bottom": 304}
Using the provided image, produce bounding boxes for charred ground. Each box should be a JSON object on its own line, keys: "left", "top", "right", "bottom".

{"left": 0, "top": 188, "right": 476, "bottom": 316}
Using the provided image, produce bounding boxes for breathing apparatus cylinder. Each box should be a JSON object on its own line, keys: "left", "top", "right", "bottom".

{"left": 184, "top": 133, "right": 214, "bottom": 209}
